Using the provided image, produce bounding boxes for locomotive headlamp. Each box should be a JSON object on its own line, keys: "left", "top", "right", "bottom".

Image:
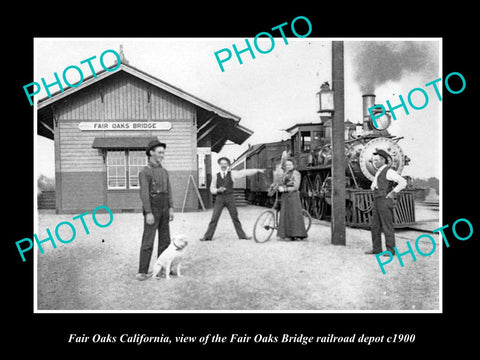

{"left": 317, "top": 82, "right": 335, "bottom": 113}
{"left": 362, "top": 94, "right": 392, "bottom": 131}
{"left": 370, "top": 108, "right": 392, "bottom": 130}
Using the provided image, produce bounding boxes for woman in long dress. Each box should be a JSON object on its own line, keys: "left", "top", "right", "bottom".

{"left": 277, "top": 158, "right": 308, "bottom": 241}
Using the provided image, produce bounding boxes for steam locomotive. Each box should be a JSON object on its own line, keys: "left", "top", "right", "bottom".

{"left": 231, "top": 94, "right": 416, "bottom": 229}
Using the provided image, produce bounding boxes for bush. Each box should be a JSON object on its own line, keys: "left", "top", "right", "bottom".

{"left": 37, "top": 175, "right": 55, "bottom": 193}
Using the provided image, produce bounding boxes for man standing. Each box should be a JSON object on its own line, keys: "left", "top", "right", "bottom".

{"left": 365, "top": 149, "right": 407, "bottom": 256}
{"left": 200, "top": 157, "right": 264, "bottom": 241}
{"left": 136, "top": 139, "right": 174, "bottom": 281}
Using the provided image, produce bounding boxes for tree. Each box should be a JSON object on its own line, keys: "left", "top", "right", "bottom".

{"left": 411, "top": 177, "right": 439, "bottom": 201}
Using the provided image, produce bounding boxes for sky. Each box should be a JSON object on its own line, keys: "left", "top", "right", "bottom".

{"left": 35, "top": 38, "right": 441, "bottom": 179}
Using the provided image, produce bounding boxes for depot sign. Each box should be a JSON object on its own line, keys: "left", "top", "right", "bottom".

{"left": 78, "top": 121, "right": 172, "bottom": 131}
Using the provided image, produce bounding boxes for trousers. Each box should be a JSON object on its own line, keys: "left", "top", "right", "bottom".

{"left": 203, "top": 193, "right": 247, "bottom": 239}
{"left": 370, "top": 197, "right": 396, "bottom": 253}
{"left": 138, "top": 194, "right": 170, "bottom": 274}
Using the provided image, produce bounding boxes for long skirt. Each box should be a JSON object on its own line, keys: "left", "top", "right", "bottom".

{"left": 277, "top": 191, "right": 307, "bottom": 239}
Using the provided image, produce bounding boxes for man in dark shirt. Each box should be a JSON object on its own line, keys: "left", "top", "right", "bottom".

{"left": 136, "top": 139, "right": 174, "bottom": 281}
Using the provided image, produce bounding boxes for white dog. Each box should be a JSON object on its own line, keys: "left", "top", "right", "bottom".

{"left": 152, "top": 235, "right": 188, "bottom": 280}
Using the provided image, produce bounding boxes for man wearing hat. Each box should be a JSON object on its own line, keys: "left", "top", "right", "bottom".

{"left": 200, "top": 156, "right": 264, "bottom": 241}
{"left": 136, "top": 139, "right": 174, "bottom": 281}
{"left": 365, "top": 149, "right": 407, "bottom": 256}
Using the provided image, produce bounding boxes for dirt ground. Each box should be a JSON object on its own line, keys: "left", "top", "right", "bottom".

{"left": 36, "top": 204, "right": 440, "bottom": 311}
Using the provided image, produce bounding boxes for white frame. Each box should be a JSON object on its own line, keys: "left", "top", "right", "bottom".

{"left": 128, "top": 150, "right": 147, "bottom": 189}
{"left": 106, "top": 150, "right": 127, "bottom": 190}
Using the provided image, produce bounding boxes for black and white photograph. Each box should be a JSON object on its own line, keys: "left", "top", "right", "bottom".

{"left": 33, "top": 37, "right": 441, "bottom": 312}
{"left": 6, "top": 7, "right": 480, "bottom": 354}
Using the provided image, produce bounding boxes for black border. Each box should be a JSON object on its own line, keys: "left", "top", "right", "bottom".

{"left": 7, "top": 6, "right": 477, "bottom": 355}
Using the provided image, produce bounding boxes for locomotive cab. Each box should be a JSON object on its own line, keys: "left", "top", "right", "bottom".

{"left": 286, "top": 123, "right": 327, "bottom": 168}
{"left": 287, "top": 123, "right": 325, "bottom": 155}
{"left": 286, "top": 121, "right": 356, "bottom": 168}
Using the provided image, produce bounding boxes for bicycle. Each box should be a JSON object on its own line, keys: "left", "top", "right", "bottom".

{"left": 253, "top": 186, "right": 312, "bottom": 243}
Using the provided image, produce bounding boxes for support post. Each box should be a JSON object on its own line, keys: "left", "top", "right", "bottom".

{"left": 331, "top": 41, "right": 346, "bottom": 245}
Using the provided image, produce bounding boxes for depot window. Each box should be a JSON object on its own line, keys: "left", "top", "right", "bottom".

{"left": 107, "top": 150, "right": 147, "bottom": 190}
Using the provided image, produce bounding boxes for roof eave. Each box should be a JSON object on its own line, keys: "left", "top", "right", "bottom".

{"left": 37, "top": 63, "right": 241, "bottom": 122}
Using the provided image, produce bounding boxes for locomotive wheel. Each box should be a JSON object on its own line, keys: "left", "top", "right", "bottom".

{"left": 300, "top": 175, "right": 312, "bottom": 214}
{"left": 313, "top": 174, "right": 327, "bottom": 220}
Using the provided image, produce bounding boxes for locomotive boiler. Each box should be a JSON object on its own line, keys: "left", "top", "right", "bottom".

{"left": 235, "top": 94, "right": 416, "bottom": 229}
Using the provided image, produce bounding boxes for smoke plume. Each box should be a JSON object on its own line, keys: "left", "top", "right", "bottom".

{"left": 350, "top": 41, "right": 439, "bottom": 93}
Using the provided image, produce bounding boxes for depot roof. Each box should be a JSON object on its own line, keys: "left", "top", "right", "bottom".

{"left": 37, "top": 61, "right": 252, "bottom": 152}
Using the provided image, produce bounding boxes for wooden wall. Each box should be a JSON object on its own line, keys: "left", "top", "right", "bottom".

{"left": 54, "top": 70, "right": 199, "bottom": 213}
{"left": 57, "top": 71, "right": 195, "bottom": 121}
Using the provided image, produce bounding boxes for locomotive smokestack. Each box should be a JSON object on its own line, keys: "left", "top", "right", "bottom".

{"left": 362, "top": 94, "right": 376, "bottom": 124}
{"left": 361, "top": 93, "right": 392, "bottom": 133}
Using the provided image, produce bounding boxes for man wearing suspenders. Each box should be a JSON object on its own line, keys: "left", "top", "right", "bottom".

{"left": 365, "top": 149, "right": 407, "bottom": 256}
{"left": 136, "top": 139, "right": 174, "bottom": 281}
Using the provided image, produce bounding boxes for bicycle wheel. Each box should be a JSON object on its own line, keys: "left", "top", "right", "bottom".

{"left": 253, "top": 209, "right": 276, "bottom": 243}
{"left": 302, "top": 209, "right": 312, "bottom": 232}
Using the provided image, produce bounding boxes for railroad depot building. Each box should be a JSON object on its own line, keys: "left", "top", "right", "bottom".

{"left": 37, "top": 56, "right": 252, "bottom": 214}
